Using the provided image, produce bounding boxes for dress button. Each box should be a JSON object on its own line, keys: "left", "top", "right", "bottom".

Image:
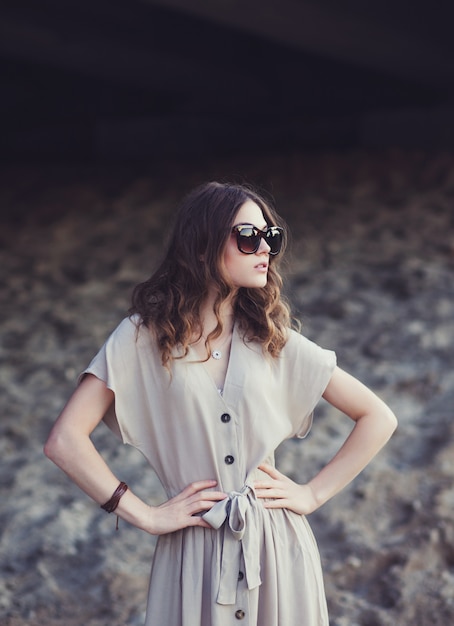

{"left": 224, "top": 455, "right": 235, "bottom": 465}
{"left": 235, "top": 609, "right": 245, "bottom": 620}
{"left": 221, "top": 413, "right": 231, "bottom": 423}
{"left": 238, "top": 571, "right": 244, "bottom": 581}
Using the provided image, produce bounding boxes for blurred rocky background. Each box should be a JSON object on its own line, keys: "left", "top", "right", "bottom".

{"left": 1, "top": 2, "right": 454, "bottom": 625}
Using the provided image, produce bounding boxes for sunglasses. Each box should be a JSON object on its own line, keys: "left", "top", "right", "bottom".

{"left": 231, "top": 223, "right": 284, "bottom": 255}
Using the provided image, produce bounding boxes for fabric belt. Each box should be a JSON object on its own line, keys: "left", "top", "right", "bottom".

{"left": 202, "top": 484, "right": 262, "bottom": 605}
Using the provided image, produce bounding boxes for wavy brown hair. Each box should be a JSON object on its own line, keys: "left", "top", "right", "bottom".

{"left": 130, "top": 181, "right": 294, "bottom": 367}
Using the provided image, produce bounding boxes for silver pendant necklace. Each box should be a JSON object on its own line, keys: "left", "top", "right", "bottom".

{"left": 209, "top": 329, "right": 233, "bottom": 360}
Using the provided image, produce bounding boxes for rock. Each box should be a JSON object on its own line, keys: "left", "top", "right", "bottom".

{"left": 1, "top": 149, "right": 454, "bottom": 625}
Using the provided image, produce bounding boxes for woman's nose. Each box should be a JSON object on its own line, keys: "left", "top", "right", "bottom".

{"left": 257, "top": 236, "right": 271, "bottom": 254}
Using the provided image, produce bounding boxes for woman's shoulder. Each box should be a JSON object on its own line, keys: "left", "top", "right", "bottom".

{"left": 283, "top": 327, "right": 317, "bottom": 349}
{"left": 108, "top": 314, "right": 139, "bottom": 338}
{"left": 282, "top": 327, "right": 335, "bottom": 361}
{"left": 102, "top": 315, "right": 162, "bottom": 366}
{"left": 106, "top": 314, "right": 151, "bottom": 347}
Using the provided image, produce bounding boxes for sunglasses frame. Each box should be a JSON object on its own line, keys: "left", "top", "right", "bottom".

{"left": 231, "top": 223, "right": 284, "bottom": 256}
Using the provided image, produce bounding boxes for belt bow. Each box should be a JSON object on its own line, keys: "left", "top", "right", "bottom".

{"left": 202, "top": 484, "right": 262, "bottom": 605}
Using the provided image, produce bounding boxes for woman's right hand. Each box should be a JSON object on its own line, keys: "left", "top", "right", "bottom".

{"left": 145, "top": 480, "right": 227, "bottom": 535}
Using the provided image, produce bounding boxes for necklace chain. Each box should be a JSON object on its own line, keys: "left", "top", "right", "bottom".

{"left": 208, "top": 329, "right": 233, "bottom": 360}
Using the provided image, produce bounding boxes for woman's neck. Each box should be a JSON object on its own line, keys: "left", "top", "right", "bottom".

{"left": 199, "top": 291, "right": 235, "bottom": 337}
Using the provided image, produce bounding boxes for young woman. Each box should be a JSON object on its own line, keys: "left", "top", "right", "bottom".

{"left": 44, "top": 181, "right": 397, "bottom": 625}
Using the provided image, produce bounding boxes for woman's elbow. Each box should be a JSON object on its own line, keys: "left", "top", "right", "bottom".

{"left": 43, "top": 427, "right": 72, "bottom": 467}
{"left": 381, "top": 404, "right": 398, "bottom": 439}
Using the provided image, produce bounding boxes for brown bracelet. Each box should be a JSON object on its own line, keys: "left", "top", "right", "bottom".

{"left": 101, "top": 482, "right": 128, "bottom": 513}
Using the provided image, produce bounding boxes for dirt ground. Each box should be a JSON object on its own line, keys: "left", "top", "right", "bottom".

{"left": 1, "top": 148, "right": 454, "bottom": 625}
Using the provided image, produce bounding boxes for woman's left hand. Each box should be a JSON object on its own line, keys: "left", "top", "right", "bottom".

{"left": 254, "top": 463, "right": 318, "bottom": 516}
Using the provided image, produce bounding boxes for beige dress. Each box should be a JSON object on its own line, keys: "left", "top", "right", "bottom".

{"left": 82, "top": 315, "right": 336, "bottom": 625}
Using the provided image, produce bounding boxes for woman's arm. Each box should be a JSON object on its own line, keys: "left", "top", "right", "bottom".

{"left": 254, "top": 366, "right": 397, "bottom": 514}
{"left": 44, "top": 374, "right": 226, "bottom": 534}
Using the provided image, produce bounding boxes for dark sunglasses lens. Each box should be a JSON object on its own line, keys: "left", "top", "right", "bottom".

{"left": 266, "top": 228, "right": 283, "bottom": 255}
{"left": 237, "top": 228, "right": 260, "bottom": 253}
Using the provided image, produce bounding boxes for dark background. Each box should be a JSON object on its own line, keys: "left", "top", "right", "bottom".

{"left": 1, "top": 0, "right": 454, "bottom": 163}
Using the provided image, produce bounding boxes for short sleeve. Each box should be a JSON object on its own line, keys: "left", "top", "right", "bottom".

{"left": 78, "top": 315, "right": 146, "bottom": 444}
{"left": 280, "top": 329, "right": 337, "bottom": 438}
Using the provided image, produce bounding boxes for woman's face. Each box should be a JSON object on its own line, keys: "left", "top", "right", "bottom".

{"left": 223, "top": 200, "right": 272, "bottom": 289}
